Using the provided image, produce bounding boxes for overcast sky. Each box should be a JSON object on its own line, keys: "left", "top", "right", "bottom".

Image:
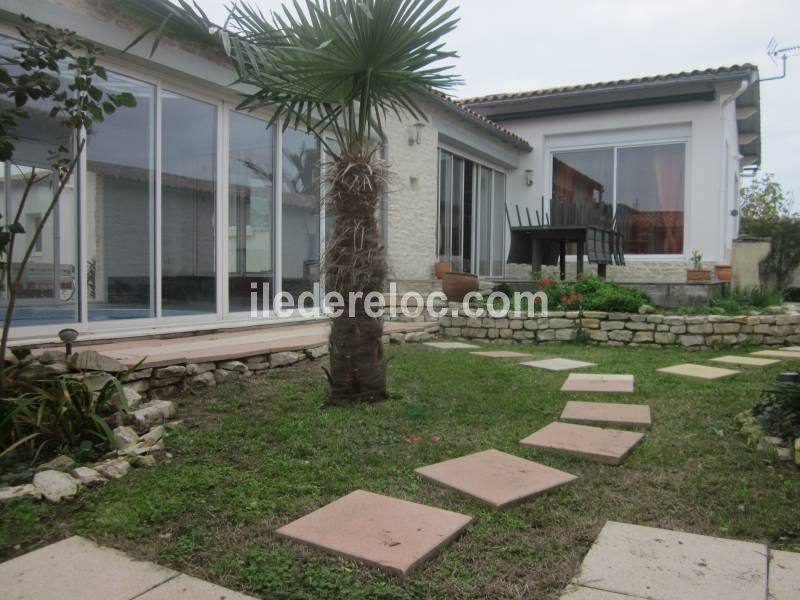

{"left": 195, "top": 0, "right": 800, "bottom": 208}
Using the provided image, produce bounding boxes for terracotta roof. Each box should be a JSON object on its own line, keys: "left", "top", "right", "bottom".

{"left": 460, "top": 64, "right": 758, "bottom": 105}
{"left": 424, "top": 89, "right": 532, "bottom": 151}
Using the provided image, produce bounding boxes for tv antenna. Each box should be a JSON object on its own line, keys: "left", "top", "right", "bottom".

{"left": 759, "top": 38, "right": 800, "bottom": 82}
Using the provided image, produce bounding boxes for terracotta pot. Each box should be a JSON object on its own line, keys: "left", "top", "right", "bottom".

{"left": 686, "top": 269, "right": 712, "bottom": 283}
{"left": 434, "top": 261, "right": 452, "bottom": 280}
{"left": 714, "top": 264, "right": 732, "bottom": 282}
{"left": 442, "top": 271, "right": 479, "bottom": 302}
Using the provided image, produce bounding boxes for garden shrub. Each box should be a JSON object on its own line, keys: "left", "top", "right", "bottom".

{"left": 741, "top": 218, "right": 800, "bottom": 290}
{"left": 536, "top": 275, "right": 650, "bottom": 313}
{"left": 752, "top": 381, "right": 800, "bottom": 441}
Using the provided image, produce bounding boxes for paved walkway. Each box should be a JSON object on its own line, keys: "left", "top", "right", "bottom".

{"left": 31, "top": 320, "right": 432, "bottom": 368}
{"left": 0, "top": 536, "right": 255, "bottom": 600}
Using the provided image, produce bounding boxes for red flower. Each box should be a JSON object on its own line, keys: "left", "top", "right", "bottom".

{"left": 403, "top": 434, "right": 419, "bottom": 443}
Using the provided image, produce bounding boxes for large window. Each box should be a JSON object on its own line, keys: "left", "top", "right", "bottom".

{"left": 437, "top": 149, "right": 505, "bottom": 277}
{"left": 161, "top": 91, "right": 217, "bottom": 315}
{"left": 86, "top": 72, "right": 155, "bottom": 321}
{"left": 228, "top": 112, "right": 274, "bottom": 313}
{"left": 282, "top": 129, "right": 320, "bottom": 305}
{"left": 552, "top": 142, "right": 685, "bottom": 255}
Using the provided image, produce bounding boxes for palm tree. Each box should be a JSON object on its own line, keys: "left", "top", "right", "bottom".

{"left": 123, "top": 0, "right": 460, "bottom": 405}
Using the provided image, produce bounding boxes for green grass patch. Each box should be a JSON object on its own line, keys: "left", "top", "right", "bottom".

{"left": 1, "top": 343, "right": 798, "bottom": 599}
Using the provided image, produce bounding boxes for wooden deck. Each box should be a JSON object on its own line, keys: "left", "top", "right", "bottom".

{"left": 33, "top": 321, "right": 434, "bottom": 369}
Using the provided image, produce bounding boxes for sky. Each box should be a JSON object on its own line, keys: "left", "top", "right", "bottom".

{"left": 194, "top": 0, "right": 800, "bottom": 209}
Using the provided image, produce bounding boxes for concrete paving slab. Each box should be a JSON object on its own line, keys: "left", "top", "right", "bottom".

{"left": 471, "top": 351, "right": 531, "bottom": 358}
{"left": 560, "top": 401, "right": 651, "bottom": 428}
{"left": 520, "top": 422, "right": 644, "bottom": 465}
{"left": 561, "top": 374, "right": 634, "bottom": 393}
{"left": 414, "top": 449, "right": 577, "bottom": 508}
{"left": 751, "top": 350, "right": 800, "bottom": 359}
{"left": 769, "top": 549, "right": 800, "bottom": 600}
{"left": 709, "top": 355, "right": 780, "bottom": 368}
{"left": 423, "top": 341, "right": 480, "bottom": 349}
{"left": 275, "top": 490, "right": 472, "bottom": 575}
{"left": 137, "top": 574, "right": 256, "bottom": 599}
{"left": 574, "top": 521, "right": 768, "bottom": 600}
{"left": 657, "top": 363, "right": 740, "bottom": 380}
{"left": 560, "top": 585, "right": 644, "bottom": 599}
{"left": 779, "top": 346, "right": 800, "bottom": 352}
{"left": 521, "top": 358, "right": 597, "bottom": 371}
{"left": 0, "top": 536, "right": 177, "bottom": 600}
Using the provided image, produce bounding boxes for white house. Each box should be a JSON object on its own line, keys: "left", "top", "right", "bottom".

{"left": 0, "top": 0, "right": 761, "bottom": 342}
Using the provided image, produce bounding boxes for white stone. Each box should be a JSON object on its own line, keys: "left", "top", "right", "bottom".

{"left": 520, "top": 358, "right": 596, "bottom": 371}
{"left": 573, "top": 521, "right": 767, "bottom": 600}
{"left": 217, "top": 360, "right": 248, "bottom": 373}
{"left": 139, "top": 425, "right": 165, "bottom": 448}
{"left": 769, "top": 549, "right": 800, "bottom": 600}
{"left": 269, "top": 352, "right": 304, "bottom": 367}
{"left": 71, "top": 467, "right": 106, "bottom": 487}
{"left": 113, "top": 426, "right": 139, "bottom": 450}
{"left": 0, "top": 483, "right": 41, "bottom": 503}
{"left": 305, "top": 345, "right": 329, "bottom": 359}
{"left": 94, "top": 458, "right": 131, "bottom": 480}
{"left": 133, "top": 400, "right": 176, "bottom": 430}
{"left": 111, "top": 386, "right": 142, "bottom": 410}
{"left": 33, "top": 470, "right": 79, "bottom": 502}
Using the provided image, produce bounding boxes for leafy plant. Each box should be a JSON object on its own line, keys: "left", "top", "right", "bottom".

{"left": 537, "top": 275, "right": 649, "bottom": 313}
{"left": 1, "top": 374, "right": 128, "bottom": 462}
{"left": 752, "top": 381, "right": 800, "bottom": 441}
{"left": 742, "top": 218, "right": 800, "bottom": 290}
{"left": 739, "top": 173, "right": 795, "bottom": 223}
{"left": 690, "top": 250, "right": 703, "bottom": 270}
{"left": 0, "top": 17, "right": 136, "bottom": 389}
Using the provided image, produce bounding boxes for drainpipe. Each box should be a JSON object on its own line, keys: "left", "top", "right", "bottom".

{"left": 719, "top": 80, "right": 750, "bottom": 263}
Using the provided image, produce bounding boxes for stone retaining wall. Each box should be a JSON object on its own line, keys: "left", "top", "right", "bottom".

{"left": 438, "top": 310, "right": 800, "bottom": 349}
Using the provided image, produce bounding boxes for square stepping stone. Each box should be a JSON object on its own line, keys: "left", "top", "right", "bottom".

{"left": 423, "top": 341, "right": 480, "bottom": 349}
{"left": 414, "top": 449, "right": 577, "bottom": 508}
{"left": 709, "top": 355, "right": 780, "bottom": 368}
{"left": 573, "top": 521, "right": 768, "bottom": 600}
{"left": 0, "top": 536, "right": 177, "bottom": 600}
{"left": 138, "top": 574, "right": 256, "bottom": 599}
{"left": 769, "top": 549, "right": 800, "bottom": 600}
{"left": 780, "top": 346, "right": 800, "bottom": 352}
{"left": 560, "top": 401, "right": 651, "bottom": 428}
{"left": 657, "top": 363, "right": 740, "bottom": 380}
{"left": 561, "top": 373, "right": 634, "bottom": 393}
{"left": 471, "top": 350, "right": 531, "bottom": 358}
{"left": 275, "top": 490, "right": 472, "bottom": 575}
{"left": 521, "top": 358, "right": 597, "bottom": 371}
{"left": 520, "top": 422, "right": 644, "bottom": 465}
{"left": 751, "top": 350, "right": 800, "bottom": 359}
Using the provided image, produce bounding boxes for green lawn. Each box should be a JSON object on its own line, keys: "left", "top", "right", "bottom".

{"left": 2, "top": 343, "right": 799, "bottom": 599}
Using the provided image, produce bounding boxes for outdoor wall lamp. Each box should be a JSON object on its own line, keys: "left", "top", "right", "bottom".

{"left": 525, "top": 169, "right": 534, "bottom": 187}
{"left": 57, "top": 328, "right": 79, "bottom": 355}
{"left": 408, "top": 122, "right": 425, "bottom": 145}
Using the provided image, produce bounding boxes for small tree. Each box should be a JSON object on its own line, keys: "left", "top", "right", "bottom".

{"left": 0, "top": 17, "right": 136, "bottom": 388}
{"left": 739, "top": 173, "right": 795, "bottom": 223}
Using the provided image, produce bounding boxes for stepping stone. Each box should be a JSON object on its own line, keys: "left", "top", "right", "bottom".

{"left": 521, "top": 358, "right": 597, "bottom": 371}
{"left": 751, "top": 350, "right": 800, "bottom": 359}
{"left": 137, "top": 574, "right": 256, "bottom": 599}
{"left": 471, "top": 350, "right": 531, "bottom": 358}
{"left": 573, "top": 521, "right": 768, "bottom": 600}
{"left": 0, "top": 536, "right": 177, "bottom": 600}
{"left": 780, "top": 346, "right": 800, "bottom": 352}
{"left": 423, "top": 341, "right": 480, "bottom": 349}
{"left": 561, "top": 373, "right": 634, "bottom": 393}
{"left": 709, "top": 355, "right": 780, "bottom": 368}
{"left": 560, "top": 586, "right": 634, "bottom": 599}
{"left": 657, "top": 363, "right": 740, "bottom": 380}
{"left": 769, "top": 549, "right": 800, "bottom": 600}
{"left": 520, "top": 422, "right": 644, "bottom": 465}
{"left": 414, "top": 449, "right": 577, "bottom": 508}
{"left": 560, "top": 401, "right": 651, "bottom": 428}
{"left": 275, "top": 490, "right": 472, "bottom": 575}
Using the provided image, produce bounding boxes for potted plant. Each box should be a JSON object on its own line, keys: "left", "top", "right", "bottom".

{"left": 442, "top": 271, "right": 479, "bottom": 302}
{"left": 686, "top": 250, "right": 711, "bottom": 283}
{"left": 434, "top": 260, "right": 452, "bottom": 280}
{"left": 714, "top": 264, "right": 732, "bottom": 282}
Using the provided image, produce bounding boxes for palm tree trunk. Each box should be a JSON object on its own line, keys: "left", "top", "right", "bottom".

{"left": 324, "top": 150, "right": 387, "bottom": 406}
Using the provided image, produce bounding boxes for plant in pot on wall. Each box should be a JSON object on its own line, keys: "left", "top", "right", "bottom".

{"left": 714, "top": 264, "right": 732, "bottom": 282}
{"left": 442, "top": 271, "right": 479, "bottom": 302}
{"left": 686, "top": 250, "right": 711, "bottom": 283}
